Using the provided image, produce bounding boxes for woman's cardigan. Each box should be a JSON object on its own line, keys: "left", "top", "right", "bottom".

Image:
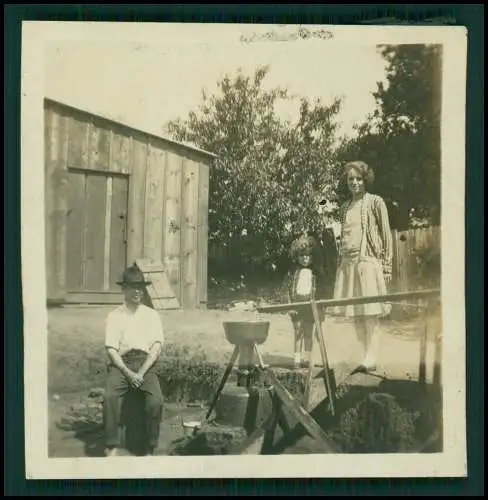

{"left": 336, "top": 192, "right": 393, "bottom": 276}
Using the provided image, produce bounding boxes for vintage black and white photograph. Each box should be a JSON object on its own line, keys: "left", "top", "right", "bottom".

{"left": 21, "top": 21, "right": 467, "bottom": 479}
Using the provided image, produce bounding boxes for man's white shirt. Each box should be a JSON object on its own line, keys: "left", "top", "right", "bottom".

{"left": 105, "top": 304, "right": 164, "bottom": 356}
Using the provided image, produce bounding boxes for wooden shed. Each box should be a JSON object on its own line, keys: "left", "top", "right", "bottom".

{"left": 44, "top": 98, "right": 216, "bottom": 309}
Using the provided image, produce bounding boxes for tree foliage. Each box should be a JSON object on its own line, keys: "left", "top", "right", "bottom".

{"left": 166, "top": 65, "right": 342, "bottom": 273}
{"left": 338, "top": 44, "right": 442, "bottom": 230}
{"left": 165, "top": 46, "right": 442, "bottom": 280}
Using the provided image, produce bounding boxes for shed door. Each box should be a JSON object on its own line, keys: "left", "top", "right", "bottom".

{"left": 66, "top": 169, "right": 129, "bottom": 293}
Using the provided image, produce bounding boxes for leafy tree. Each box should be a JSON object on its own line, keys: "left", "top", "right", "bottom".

{"left": 166, "top": 65, "right": 342, "bottom": 275}
{"left": 338, "top": 44, "right": 442, "bottom": 230}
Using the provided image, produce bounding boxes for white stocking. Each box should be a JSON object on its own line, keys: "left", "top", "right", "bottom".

{"left": 353, "top": 318, "right": 368, "bottom": 352}
{"left": 363, "top": 316, "right": 382, "bottom": 367}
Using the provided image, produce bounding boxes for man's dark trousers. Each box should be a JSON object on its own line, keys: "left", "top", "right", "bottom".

{"left": 103, "top": 351, "right": 163, "bottom": 450}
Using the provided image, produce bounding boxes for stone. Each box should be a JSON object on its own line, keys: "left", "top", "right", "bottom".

{"left": 70, "top": 403, "right": 87, "bottom": 413}
{"left": 204, "top": 424, "right": 247, "bottom": 448}
{"left": 90, "top": 396, "right": 105, "bottom": 405}
{"left": 89, "top": 388, "right": 105, "bottom": 398}
{"left": 59, "top": 415, "right": 78, "bottom": 427}
{"left": 175, "top": 424, "right": 248, "bottom": 455}
{"left": 75, "top": 416, "right": 90, "bottom": 426}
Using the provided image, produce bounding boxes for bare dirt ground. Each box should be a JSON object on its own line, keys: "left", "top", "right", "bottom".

{"left": 47, "top": 303, "right": 442, "bottom": 457}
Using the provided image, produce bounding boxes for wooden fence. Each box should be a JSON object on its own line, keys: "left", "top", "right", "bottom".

{"left": 390, "top": 226, "right": 441, "bottom": 293}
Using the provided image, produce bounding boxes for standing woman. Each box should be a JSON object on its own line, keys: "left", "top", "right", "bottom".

{"left": 332, "top": 161, "right": 393, "bottom": 373}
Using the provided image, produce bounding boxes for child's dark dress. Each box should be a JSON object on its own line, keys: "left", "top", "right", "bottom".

{"left": 280, "top": 232, "right": 336, "bottom": 365}
{"left": 281, "top": 265, "right": 326, "bottom": 366}
{"left": 283, "top": 266, "right": 326, "bottom": 322}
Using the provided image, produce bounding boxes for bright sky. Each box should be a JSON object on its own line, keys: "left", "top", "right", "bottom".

{"left": 44, "top": 23, "right": 389, "bottom": 143}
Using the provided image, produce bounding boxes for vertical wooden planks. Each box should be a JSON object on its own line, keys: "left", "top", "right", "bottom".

{"left": 391, "top": 227, "right": 442, "bottom": 295}
{"left": 45, "top": 99, "right": 213, "bottom": 306}
{"left": 127, "top": 136, "right": 147, "bottom": 265}
{"left": 44, "top": 106, "right": 55, "bottom": 297}
{"left": 67, "top": 111, "right": 89, "bottom": 169}
{"left": 391, "top": 230, "right": 398, "bottom": 292}
{"left": 163, "top": 152, "right": 183, "bottom": 301}
{"left": 111, "top": 129, "right": 131, "bottom": 174}
{"left": 134, "top": 259, "right": 180, "bottom": 310}
{"left": 181, "top": 158, "right": 199, "bottom": 309}
{"left": 197, "top": 162, "right": 210, "bottom": 308}
{"left": 158, "top": 152, "right": 168, "bottom": 268}
{"left": 143, "top": 142, "right": 166, "bottom": 262}
{"left": 45, "top": 105, "right": 69, "bottom": 299}
{"left": 55, "top": 113, "right": 70, "bottom": 297}
{"left": 89, "top": 118, "right": 111, "bottom": 171}
{"left": 103, "top": 177, "right": 113, "bottom": 290}
{"left": 110, "top": 176, "right": 129, "bottom": 289}
{"left": 84, "top": 174, "right": 107, "bottom": 290}
{"left": 65, "top": 170, "right": 86, "bottom": 290}
{"left": 397, "top": 231, "right": 405, "bottom": 293}
{"left": 435, "top": 226, "right": 442, "bottom": 288}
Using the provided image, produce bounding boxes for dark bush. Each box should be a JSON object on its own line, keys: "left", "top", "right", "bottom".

{"left": 329, "top": 392, "right": 419, "bottom": 453}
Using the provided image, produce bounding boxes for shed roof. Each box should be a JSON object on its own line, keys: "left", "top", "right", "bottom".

{"left": 44, "top": 97, "right": 218, "bottom": 161}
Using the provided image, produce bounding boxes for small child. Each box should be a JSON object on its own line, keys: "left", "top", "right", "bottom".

{"left": 282, "top": 233, "right": 325, "bottom": 369}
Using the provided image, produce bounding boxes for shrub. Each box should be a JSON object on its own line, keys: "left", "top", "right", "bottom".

{"left": 155, "top": 347, "right": 226, "bottom": 403}
{"left": 329, "top": 392, "right": 419, "bottom": 453}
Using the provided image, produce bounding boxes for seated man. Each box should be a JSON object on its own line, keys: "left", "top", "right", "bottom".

{"left": 103, "top": 264, "right": 165, "bottom": 457}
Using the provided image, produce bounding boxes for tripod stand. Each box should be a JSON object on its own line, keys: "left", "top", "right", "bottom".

{"left": 201, "top": 320, "right": 339, "bottom": 455}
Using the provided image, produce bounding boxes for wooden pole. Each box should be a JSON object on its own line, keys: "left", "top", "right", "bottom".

{"left": 419, "top": 305, "right": 428, "bottom": 387}
{"left": 257, "top": 289, "right": 441, "bottom": 315}
{"left": 260, "top": 407, "right": 280, "bottom": 454}
{"left": 204, "top": 345, "right": 239, "bottom": 423}
{"left": 227, "top": 401, "right": 276, "bottom": 455}
{"left": 302, "top": 325, "right": 316, "bottom": 410}
{"left": 310, "top": 300, "right": 336, "bottom": 416}
{"left": 262, "top": 368, "right": 339, "bottom": 453}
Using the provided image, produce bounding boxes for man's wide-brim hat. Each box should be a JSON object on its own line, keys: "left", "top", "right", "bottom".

{"left": 116, "top": 264, "right": 152, "bottom": 286}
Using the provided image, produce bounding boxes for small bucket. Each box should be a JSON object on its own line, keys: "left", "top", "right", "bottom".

{"left": 182, "top": 420, "right": 201, "bottom": 438}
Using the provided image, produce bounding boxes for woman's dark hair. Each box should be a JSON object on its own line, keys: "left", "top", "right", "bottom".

{"left": 340, "top": 161, "right": 375, "bottom": 193}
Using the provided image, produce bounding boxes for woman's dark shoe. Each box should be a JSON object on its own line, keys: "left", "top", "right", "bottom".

{"left": 351, "top": 364, "right": 367, "bottom": 375}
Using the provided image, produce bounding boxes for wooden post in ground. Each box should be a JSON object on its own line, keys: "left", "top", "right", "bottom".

{"left": 310, "top": 300, "right": 336, "bottom": 416}
{"left": 419, "top": 304, "right": 429, "bottom": 387}
{"left": 302, "top": 325, "right": 316, "bottom": 410}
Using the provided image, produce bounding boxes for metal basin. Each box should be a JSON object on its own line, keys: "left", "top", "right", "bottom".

{"left": 182, "top": 421, "right": 202, "bottom": 438}
{"left": 223, "top": 321, "right": 270, "bottom": 346}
